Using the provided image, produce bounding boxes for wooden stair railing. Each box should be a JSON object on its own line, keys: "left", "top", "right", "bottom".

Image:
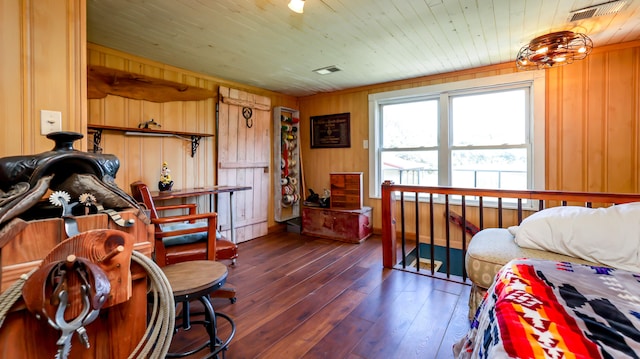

{"left": 380, "top": 181, "right": 640, "bottom": 281}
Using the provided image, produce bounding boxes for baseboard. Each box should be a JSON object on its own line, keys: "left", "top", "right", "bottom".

{"left": 268, "top": 223, "right": 287, "bottom": 234}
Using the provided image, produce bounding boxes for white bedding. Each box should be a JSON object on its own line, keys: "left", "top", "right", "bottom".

{"left": 509, "top": 202, "right": 640, "bottom": 272}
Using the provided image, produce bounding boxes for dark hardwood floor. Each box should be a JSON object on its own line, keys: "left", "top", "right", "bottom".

{"left": 170, "top": 231, "right": 472, "bottom": 359}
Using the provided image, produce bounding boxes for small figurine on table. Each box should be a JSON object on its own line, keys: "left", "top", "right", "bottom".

{"left": 159, "top": 161, "right": 174, "bottom": 191}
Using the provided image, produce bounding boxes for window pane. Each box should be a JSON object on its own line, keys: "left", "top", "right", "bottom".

{"left": 452, "top": 89, "right": 526, "bottom": 146}
{"left": 382, "top": 151, "right": 438, "bottom": 185}
{"left": 451, "top": 148, "right": 527, "bottom": 189}
{"left": 382, "top": 100, "right": 438, "bottom": 148}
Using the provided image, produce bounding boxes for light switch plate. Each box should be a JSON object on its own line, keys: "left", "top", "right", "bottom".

{"left": 40, "top": 110, "right": 62, "bottom": 135}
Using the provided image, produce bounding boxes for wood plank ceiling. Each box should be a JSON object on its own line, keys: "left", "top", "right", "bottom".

{"left": 87, "top": 0, "right": 640, "bottom": 97}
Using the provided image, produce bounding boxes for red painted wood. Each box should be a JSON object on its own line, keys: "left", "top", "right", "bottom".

{"left": 301, "top": 206, "right": 372, "bottom": 243}
{"left": 381, "top": 181, "right": 396, "bottom": 268}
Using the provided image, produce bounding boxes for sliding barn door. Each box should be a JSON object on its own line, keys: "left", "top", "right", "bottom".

{"left": 217, "top": 86, "right": 270, "bottom": 243}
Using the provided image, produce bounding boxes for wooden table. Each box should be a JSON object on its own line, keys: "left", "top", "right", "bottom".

{"left": 151, "top": 186, "right": 251, "bottom": 246}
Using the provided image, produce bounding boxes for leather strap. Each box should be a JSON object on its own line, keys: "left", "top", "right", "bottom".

{"left": 22, "top": 256, "right": 110, "bottom": 322}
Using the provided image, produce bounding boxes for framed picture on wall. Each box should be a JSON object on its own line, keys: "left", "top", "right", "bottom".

{"left": 310, "top": 112, "right": 351, "bottom": 149}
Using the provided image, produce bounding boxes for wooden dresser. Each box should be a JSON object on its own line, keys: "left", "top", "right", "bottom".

{"left": 329, "top": 172, "right": 363, "bottom": 210}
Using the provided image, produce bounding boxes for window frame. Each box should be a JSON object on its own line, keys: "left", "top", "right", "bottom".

{"left": 368, "top": 71, "right": 546, "bottom": 199}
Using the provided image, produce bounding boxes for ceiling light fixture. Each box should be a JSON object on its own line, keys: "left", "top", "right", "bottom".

{"left": 288, "top": 0, "right": 305, "bottom": 13}
{"left": 516, "top": 31, "right": 593, "bottom": 71}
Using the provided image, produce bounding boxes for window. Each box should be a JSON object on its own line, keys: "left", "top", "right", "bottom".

{"left": 368, "top": 72, "right": 545, "bottom": 198}
{"left": 381, "top": 99, "right": 439, "bottom": 186}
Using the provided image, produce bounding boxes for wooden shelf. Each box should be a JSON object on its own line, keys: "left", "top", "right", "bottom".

{"left": 88, "top": 124, "right": 214, "bottom": 157}
{"left": 273, "top": 107, "right": 301, "bottom": 222}
{"left": 88, "top": 65, "right": 217, "bottom": 102}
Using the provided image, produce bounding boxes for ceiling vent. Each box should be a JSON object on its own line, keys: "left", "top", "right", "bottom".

{"left": 313, "top": 65, "right": 341, "bottom": 75}
{"left": 568, "top": 0, "right": 629, "bottom": 22}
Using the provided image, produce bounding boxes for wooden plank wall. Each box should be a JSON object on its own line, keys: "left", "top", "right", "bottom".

{"left": 547, "top": 42, "right": 640, "bottom": 193}
{"left": 86, "top": 44, "right": 297, "bottom": 229}
{"left": 0, "top": 0, "right": 87, "bottom": 156}
{"left": 298, "top": 40, "right": 640, "bottom": 234}
{"left": 87, "top": 46, "right": 218, "bottom": 199}
{"left": 298, "top": 62, "right": 517, "bottom": 231}
{"left": 1, "top": 0, "right": 300, "bottom": 231}
{"left": 1, "top": 0, "right": 638, "bottom": 236}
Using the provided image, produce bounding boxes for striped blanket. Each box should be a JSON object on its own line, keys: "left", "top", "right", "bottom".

{"left": 454, "top": 258, "right": 640, "bottom": 358}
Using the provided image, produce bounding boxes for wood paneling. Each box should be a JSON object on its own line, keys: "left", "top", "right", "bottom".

{"left": 2, "top": 0, "right": 638, "bottom": 235}
{"left": 87, "top": 47, "right": 216, "bottom": 199}
{"left": 547, "top": 42, "right": 640, "bottom": 193}
{"left": 299, "top": 40, "right": 640, "bottom": 234}
{"left": 1, "top": 0, "right": 23, "bottom": 156}
{"left": 298, "top": 63, "right": 517, "bottom": 231}
{"left": 0, "top": 0, "right": 86, "bottom": 156}
{"left": 298, "top": 91, "right": 370, "bottom": 214}
{"left": 86, "top": 44, "right": 297, "bottom": 229}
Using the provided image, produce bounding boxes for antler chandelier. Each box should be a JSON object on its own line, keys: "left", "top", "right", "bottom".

{"left": 516, "top": 31, "right": 593, "bottom": 70}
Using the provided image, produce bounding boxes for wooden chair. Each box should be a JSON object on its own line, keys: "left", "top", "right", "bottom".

{"left": 130, "top": 181, "right": 237, "bottom": 303}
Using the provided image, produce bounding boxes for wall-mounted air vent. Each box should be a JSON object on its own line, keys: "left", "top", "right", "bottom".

{"left": 313, "top": 65, "right": 341, "bottom": 75}
{"left": 569, "top": 0, "right": 629, "bottom": 22}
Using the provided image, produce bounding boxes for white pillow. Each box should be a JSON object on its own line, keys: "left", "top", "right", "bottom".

{"left": 511, "top": 202, "right": 640, "bottom": 273}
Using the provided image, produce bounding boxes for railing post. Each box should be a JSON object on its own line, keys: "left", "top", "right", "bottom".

{"left": 381, "top": 180, "right": 396, "bottom": 268}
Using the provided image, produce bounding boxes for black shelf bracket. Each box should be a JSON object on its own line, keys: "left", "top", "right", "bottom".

{"left": 190, "top": 135, "right": 202, "bottom": 157}
{"left": 91, "top": 128, "right": 103, "bottom": 153}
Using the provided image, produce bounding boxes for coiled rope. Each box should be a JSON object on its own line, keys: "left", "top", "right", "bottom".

{"left": 0, "top": 268, "right": 37, "bottom": 328}
{"left": 0, "top": 251, "right": 175, "bottom": 359}
{"left": 128, "top": 250, "right": 175, "bottom": 359}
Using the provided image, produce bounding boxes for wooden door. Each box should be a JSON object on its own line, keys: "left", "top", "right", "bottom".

{"left": 217, "top": 86, "right": 270, "bottom": 243}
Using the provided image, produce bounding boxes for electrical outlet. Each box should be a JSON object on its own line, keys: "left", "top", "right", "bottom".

{"left": 40, "top": 110, "right": 62, "bottom": 135}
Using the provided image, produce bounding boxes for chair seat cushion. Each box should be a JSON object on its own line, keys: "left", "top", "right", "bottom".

{"left": 216, "top": 238, "right": 238, "bottom": 260}
{"left": 165, "top": 242, "right": 209, "bottom": 265}
{"left": 161, "top": 222, "right": 208, "bottom": 247}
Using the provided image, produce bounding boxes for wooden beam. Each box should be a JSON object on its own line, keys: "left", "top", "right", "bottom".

{"left": 87, "top": 65, "right": 217, "bottom": 102}
{"left": 220, "top": 95, "right": 271, "bottom": 111}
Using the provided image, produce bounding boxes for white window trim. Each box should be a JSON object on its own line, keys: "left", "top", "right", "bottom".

{"left": 368, "top": 71, "right": 546, "bottom": 199}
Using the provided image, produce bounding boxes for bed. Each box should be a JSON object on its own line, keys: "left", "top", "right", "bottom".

{"left": 453, "top": 258, "right": 640, "bottom": 358}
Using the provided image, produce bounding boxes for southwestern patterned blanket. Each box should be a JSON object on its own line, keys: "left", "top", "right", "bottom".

{"left": 454, "top": 258, "right": 640, "bottom": 358}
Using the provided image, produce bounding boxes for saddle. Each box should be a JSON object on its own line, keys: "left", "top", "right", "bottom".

{"left": 0, "top": 131, "right": 144, "bottom": 229}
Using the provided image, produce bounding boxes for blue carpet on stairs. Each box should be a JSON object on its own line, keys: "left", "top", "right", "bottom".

{"left": 404, "top": 243, "right": 466, "bottom": 277}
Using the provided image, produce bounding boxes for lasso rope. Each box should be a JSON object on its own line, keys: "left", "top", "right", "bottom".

{"left": 0, "top": 251, "right": 175, "bottom": 359}
{"left": 0, "top": 268, "right": 37, "bottom": 328}
{"left": 128, "top": 250, "right": 175, "bottom": 359}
